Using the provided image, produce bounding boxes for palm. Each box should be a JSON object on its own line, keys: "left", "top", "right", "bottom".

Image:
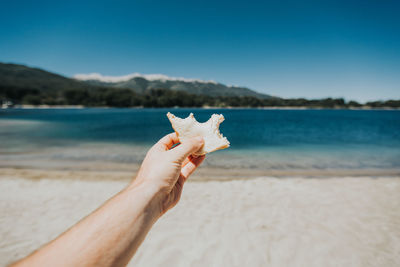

{"left": 161, "top": 175, "right": 185, "bottom": 213}
{"left": 161, "top": 156, "right": 200, "bottom": 213}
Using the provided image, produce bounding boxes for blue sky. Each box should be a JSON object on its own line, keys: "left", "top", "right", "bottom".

{"left": 0, "top": 0, "right": 399, "bottom": 102}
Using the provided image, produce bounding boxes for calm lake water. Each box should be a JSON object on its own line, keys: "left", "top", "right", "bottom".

{"left": 1, "top": 108, "right": 399, "bottom": 175}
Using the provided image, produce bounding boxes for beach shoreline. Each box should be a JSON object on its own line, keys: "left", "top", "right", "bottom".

{"left": 1, "top": 167, "right": 400, "bottom": 182}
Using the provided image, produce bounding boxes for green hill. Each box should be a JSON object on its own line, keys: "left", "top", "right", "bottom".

{"left": 0, "top": 63, "right": 87, "bottom": 92}
{"left": 0, "top": 63, "right": 93, "bottom": 104}
{"left": 0, "top": 63, "right": 273, "bottom": 104}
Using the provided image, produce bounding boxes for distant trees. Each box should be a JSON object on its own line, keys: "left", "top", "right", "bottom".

{"left": 102, "top": 89, "right": 136, "bottom": 107}
{"left": 1, "top": 84, "right": 400, "bottom": 108}
{"left": 348, "top": 100, "right": 362, "bottom": 108}
{"left": 365, "top": 100, "right": 400, "bottom": 108}
{"left": 0, "top": 85, "right": 40, "bottom": 102}
{"left": 64, "top": 89, "right": 90, "bottom": 105}
{"left": 22, "top": 94, "right": 42, "bottom": 105}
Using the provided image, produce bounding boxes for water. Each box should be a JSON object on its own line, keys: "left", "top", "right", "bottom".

{"left": 1, "top": 108, "right": 399, "bottom": 175}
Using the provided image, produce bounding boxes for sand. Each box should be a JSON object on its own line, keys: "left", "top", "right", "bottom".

{"left": 1, "top": 169, "right": 400, "bottom": 267}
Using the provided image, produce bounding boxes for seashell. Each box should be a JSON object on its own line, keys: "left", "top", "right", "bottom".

{"left": 167, "top": 112, "right": 230, "bottom": 155}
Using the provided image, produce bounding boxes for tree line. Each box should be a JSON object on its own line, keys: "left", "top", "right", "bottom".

{"left": 1, "top": 85, "right": 399, "bottom": 108}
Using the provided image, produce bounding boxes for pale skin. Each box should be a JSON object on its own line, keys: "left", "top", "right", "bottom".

{"left": 11, "top": 133, "right": 205, "bottom": 267}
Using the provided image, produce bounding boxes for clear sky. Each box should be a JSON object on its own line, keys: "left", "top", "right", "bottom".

{"left": 1, "top": 0, "right": 399, "bottom": 102}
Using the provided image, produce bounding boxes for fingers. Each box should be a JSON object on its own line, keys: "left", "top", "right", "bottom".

{"left": 155, "top": 132, "right": 180, "bottom": 151}
{"left": 181, "top": 155, "right": 205, "bottom": 180}
{"left": 169, "top": 137, "right": 204, "bottom": 162}
{"left": 181, "top": 154, "right": 190, "bottom": 167}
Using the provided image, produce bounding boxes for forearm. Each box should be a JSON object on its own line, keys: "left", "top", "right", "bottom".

{"left": 12, "top": 181, "right": 163, "bottom": 267}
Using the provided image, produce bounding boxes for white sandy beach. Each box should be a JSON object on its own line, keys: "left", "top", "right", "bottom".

{"left": 1, "top": 169, "right": 400, "bottom": 267}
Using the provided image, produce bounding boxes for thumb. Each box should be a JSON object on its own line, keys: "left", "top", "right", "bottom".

{"left": 170, "top": 136, "right": 204, "bottom": 162}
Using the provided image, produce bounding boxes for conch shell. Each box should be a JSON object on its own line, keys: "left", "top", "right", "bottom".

{"left": 167, "top": 112, "right": 230, "bottom": 155}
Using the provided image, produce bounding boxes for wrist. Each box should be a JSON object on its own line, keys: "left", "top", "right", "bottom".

{"left": 125, "top": 179, "right": 167, "bottom": 220}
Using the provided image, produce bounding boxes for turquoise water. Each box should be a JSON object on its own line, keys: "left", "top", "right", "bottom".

{"left": 1, "top": 108, "right": 399, "bottom": 174}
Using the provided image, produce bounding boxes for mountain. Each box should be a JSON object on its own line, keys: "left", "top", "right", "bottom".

{"left": 0, "top": 62, "right": 273, "bottom": 99}
{"left": 0, "top": 62, "right": 277, "bottom": 108}
{"left": 1, "top": 63, "right": 398, "bottom": 108}
{"left": 74, "top": 73, "right": 273, "bottom": 99}
{"left": 0, "top": 63, "right": 88, "bottom": 92}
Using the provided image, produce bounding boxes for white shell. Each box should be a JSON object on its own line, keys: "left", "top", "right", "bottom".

{"left": 167, "top": 112, "right": 230, "bottom": 155}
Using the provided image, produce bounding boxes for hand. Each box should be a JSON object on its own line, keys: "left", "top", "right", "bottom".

{"left": 132, "top": 133, "right": 205, "bottom": 215}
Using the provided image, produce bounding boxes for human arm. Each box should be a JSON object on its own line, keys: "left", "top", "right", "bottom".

{"left": 11, "top": 133, "right": 205, "bottom": 267}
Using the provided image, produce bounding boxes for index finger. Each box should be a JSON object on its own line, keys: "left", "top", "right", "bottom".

{"left": 155, "top": 132, "right": 180, "bottom": 151}
{"left": 181, "top": 155, "right": 206, "bottom": 181}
